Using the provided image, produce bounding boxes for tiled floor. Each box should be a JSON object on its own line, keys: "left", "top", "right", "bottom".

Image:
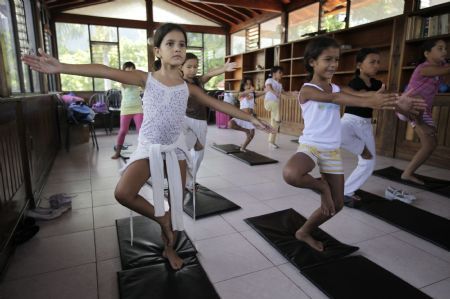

{"left": 1, "top": 126, "right": 449, "bottom": 299}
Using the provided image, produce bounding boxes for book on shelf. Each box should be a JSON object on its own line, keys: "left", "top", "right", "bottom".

{"left": 406, "top": 13, "right": 449, "bottom": 40}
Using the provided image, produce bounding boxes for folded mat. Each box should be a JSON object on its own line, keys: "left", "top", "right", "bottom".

{"left": 354, "top": 190, "right": 450, "bottom": 250}
{"left": 183, "top": 184, "right": 241, "bottom": 219}
{"left": 244, "top": 209, "right": 359, "bottom": 269}
{"left": 373, "top": 166, "right": 450, "bottom": 198}
{"left": 302, "top": 255, "right": 431, "bottom": 299}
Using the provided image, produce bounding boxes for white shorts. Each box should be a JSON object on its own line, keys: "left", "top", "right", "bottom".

{"left": 297, "top": 143, "right": 344, "bottom": 174}
{"left": 183, "top": 117, "right": 207, "bottom": 150}
{"left": 231, "top": 118, "right": 255, "bottom": 130}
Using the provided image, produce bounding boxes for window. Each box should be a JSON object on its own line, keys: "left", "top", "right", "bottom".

{"left": 119, "top": 28, "right": 148, "bottom": 71}
{"left": 288, "top": 3, "right": 320, "bottom": 41}
{"left": 56, "top": 23, "right": 149, "bottom": 91}
{"left": 231, "top": 30, "right": 245, "bottom": 55}
{"left": 203, "top": 34, "right": 225, "bottom": 90}
{"left": 420, "top": 0, "right": 448, "bottom": 9}
{"left": 14, "top": 0, "right": 32, "bottom": 92}
{"left": 41, "top": 8, "right": 57, "bottom": 92}
{"left": 321, "top": 0, "right": 347, "bottom": 32}
{"left": 246, "top": 25, "right": 259, "bottom": 52}
{"left": 187, "top": 32, "right": 202, "bottom": 47}
{"left": 0, "top": 0, "right": 20, "bottom": 93}
{"left": 260, "top": 17, "right": 282, "bottom": 48}
{"left": 350, "top": 0, "right": 404, "bottom": 27}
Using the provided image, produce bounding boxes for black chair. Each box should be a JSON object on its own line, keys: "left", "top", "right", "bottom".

{"left": 89, "top": 93, "right": 110, "bottom": 135}
{"left": 106, "top": 89, "right": 122, "bottom": 133}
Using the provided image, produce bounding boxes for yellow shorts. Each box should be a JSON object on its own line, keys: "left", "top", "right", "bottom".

{"left": 297, "top": 143, "right": 344, "bottom": 174}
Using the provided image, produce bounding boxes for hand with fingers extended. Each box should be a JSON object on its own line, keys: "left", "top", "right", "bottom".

{"left": 21, "top": 48, "right": 62, "bottom": 74}
{"left": 223, "top": 58, "right": 237, "bottom": 73}
{"left": 397, "top": 90, "right": 427, "bottom": 116}
{"left": 250, "top": 116, "right": 275, "bottom": 134}
{"left": 366, "top": 84, "right": 398, "bottom": 110}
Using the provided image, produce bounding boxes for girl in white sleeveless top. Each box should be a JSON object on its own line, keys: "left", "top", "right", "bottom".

{"left": 229, "top": 78, "right": 265, "bottom": 151}
{"left": 23, "top": 23, "right": 273, "bottom": 270}
{"left": 282, "top": 37, "right": 399, "bottom": 252}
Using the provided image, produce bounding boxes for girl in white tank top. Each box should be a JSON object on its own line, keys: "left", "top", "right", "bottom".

{"left": 228, "top": 78, "right": 266, "bottom": 151}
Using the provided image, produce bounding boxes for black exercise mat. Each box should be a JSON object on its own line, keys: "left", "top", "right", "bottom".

{"left": 118, "top": 255, "right": 220, "bottom": 299}
{"left": 302, "top": 255, "right": 431, "bottom": 299}
{"left": 229, "top": 150, "right": 278, "bottom": 166}
{"left": 373, "top": 166, "right": 450, "bottom": 198}
{"left": 291, "top": 139, "right": 299, "bottom": 144}
{"left": 211, "top": 143, "right": 242, "bottom": 154}
{"left": 116, "top": 216, "right": 197, "bottom": 270}
{"left": 183, "top": 184, "right": 241, "bottom": 219}
{"left": 245, "top": 209, "right": 359, "bottom": 269}
{"left": 354, "top": 190, "right": 450, "bottom": 250}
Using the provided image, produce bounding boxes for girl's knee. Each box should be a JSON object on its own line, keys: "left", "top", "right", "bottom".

{"left": 283, "top": 165, "right": 301, "bottom": 186}
{"left": 114, "top": 185, "right": 132, "bottom": 205}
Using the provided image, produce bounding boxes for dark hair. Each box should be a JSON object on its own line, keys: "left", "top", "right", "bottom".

{"left": 153, "top": 23, "right": 188, "bottom": 71}
{"left": 122, "top": 61, "right": 136, "bottom": 70}
{"left": 239, "top": 77, "right": 253, "bottom": 92}
{"left": 420, "top": 39, "right": 442, "bottom": 63}
{"left": 304, "top": 37, "right": 340, "bottom": 81}
{"left": 270, "top": 66, "right": 283, "bottom": 75}
{"left": 354, "top": 48, "right": 379, "bottom": 76}
{"left": 183, "top": 52, "right": 198, "bottom": 65}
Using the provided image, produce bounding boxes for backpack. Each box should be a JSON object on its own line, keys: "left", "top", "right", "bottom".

{"left": 92, "top": 101, "right": 108, "bottom": 114}
{"left": 68, "top": 102, "right": 95, "bottom": 124}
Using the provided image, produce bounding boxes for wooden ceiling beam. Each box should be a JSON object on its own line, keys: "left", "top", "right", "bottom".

{"left": 184, "top": 0, "right": 283, "bottom": 12}
{"left": 227, "top": 6, "right": 252, "bottom": 20}
{"left": 190, "top": 2, "right": 238, "bottom": 25}
{"left": 167, "top": 0, "right": 229, "bottom": 29}
{"left": 49, "top": 0, "right": 112, "bottom": 13}
{"left": 199, "top": 3, "right": 242, "bottom": 24}
{"left": 204, "top": 4, "right": 247, "bottom": 22}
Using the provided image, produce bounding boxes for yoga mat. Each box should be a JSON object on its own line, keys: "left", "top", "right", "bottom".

{"left": 183, "top": 184, "right": 241, "bottom": 219}
{"left": 302, "top": 255, "right": 431, "bottom": 299}
{"left": 354, "top": 190, "right": 450, "bottom": 251}
{"left": 244, "top": 209, "right": 359, "bottom": 269}
{"left": 211, "top": 143, "right": 242, "bottom": 154}
{"left": 373, "top": 166, "right": 450, "bottom": 198}
{"left": 229, "top": 151, "right": 278, "bottom": 166}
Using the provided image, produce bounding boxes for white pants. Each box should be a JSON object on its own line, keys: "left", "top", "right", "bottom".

{"left": 183, "top": 117, "right": 207, "bottom": 186}
{"left": 340, "top": 113, "right": 376, "bottom": 196}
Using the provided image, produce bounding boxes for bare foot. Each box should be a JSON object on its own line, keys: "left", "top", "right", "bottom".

{"left": 111, "top": 153, "right": 121, "bottom": 159}
{"left": 320, "top": 187, "right": 335, "bottom": 216}
{"left": 361, "top": 146, "right": 373, "bottom": 159}
{"left": 295, "top": 229, "right": 324, "bottom": 252}
{"left": 401, "top": 173, "right": 425, "bottom": 185}
{"left": 240, "top": 146, "right": 247, "bottom": 152}
{"left": 162, "top": 246, "right": 184, "bottom": 270}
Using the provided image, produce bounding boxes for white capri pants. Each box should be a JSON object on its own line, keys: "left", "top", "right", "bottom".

{"left": 340, "top": 113, "right": 376, "bottom": 197}
{"left": 183, "top": 116, "right": 208, "bottom": 181}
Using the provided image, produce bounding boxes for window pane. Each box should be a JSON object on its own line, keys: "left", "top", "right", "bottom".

{"left": 89, "top": 25, "right": 118, "bottom": 42}
{"left": 119, "top": 27, "right": 148, "bottom": 71}
{"left": 321, "top": 0, "right": 347, "bottom": 32}
{"left": 350, "top": 0, "right": 404, "bottom": 27}
{"left": 91, "top": 43, "right": 120, "bottom": 91}
{"left": 231, "top": 30, "right": 245, "bottom": 55}
{"left": 246, "top": 25, "right": 259, "bottom": 51}
{"left": 260, "top": 17, "right": 282, "bottom": 48}
{"left": 288, "top": 3, "right": 320, "bottom": 41}
{"left": 23, "top": 0, "right": 40, "bottom": 92}
{"left": 420, "top": 0, "right": 448, "bottom": 9}
{"left": 14, "top": 0, "right": 30, "bottom": 92}
{"left": 187, "top": 32, "right": 202, "bottom": 47}
{"left": 56, "top": 23, "right": 92, "bottom": 91}
{"left": 0, "top": 0, "right": 20, "bottom": 92}
{"left": 203, "top": 34, "right": 225, "bottom": 90}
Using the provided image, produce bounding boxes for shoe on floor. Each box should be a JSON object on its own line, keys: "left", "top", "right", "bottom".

{"left": 385, "top": 186, "right": 416, "bottom": 204}
{"left": 269, "top": 143, "right": 279, "bottom": 149}
{"left": 26, "top": 205, "right": 71, "bottom": 220}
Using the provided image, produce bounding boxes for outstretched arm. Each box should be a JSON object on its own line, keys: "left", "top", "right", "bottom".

{"left": 299, "top": 84, "right": 397, "bottom": 109}
{"left": 420, "top": 64, "right": 450, "bottom": 77}
{"left": 22, "top": 48, "right": 148, "bottom": 88}
{"left": 188, "top": 84, "right": 273, "bottom": 133}
{"left": 199, "top": 58, "right": 237, "bottom": 84}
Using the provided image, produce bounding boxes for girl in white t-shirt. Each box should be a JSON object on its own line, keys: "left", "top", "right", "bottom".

{"left": 264, "top": 66, "right": 285, "bottom": 148}
{"left": 228, "top": 77, "right": 265, "bottom": 151}
{"left": 281, "top": 37, "right": 419, "bottom": 252}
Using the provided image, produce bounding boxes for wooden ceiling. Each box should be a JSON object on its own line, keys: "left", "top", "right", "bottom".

{"left": 44, "top": 0, "right": 293, "bottom": 29}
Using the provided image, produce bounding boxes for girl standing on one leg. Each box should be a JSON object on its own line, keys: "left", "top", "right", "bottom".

{"left": 228, "top": 77, "right": 265, "bottom": 151}
{"left": 111, "top": 61, "right": 144, "bottom": 159}
{"left": 264, "top": 66, "right": 285, "bottom": 149}
{"left": 181, "top": 52, "right": 236, "bottom": 188}
{"left": 401, "top": 39, "right": 449, "bottom": 185}
{"left": 282, "top": 37, "right": 401, "bottom": 251}
{"left": 23, "top": 23, "right": 272, "bottom": 269}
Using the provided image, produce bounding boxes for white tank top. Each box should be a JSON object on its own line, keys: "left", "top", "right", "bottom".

{"left": 298, "top": 83, "right": 341, "bottom": 149}
{"left": 240, "top": 92, "right": 255, "bottom": 109}
{"left": 139, "top": 73, "right": 189, "bottom": 145}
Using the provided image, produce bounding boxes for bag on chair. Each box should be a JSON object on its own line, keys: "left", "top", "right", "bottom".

{"left": 68, "top": 102, "right": 95, "bottom": 124}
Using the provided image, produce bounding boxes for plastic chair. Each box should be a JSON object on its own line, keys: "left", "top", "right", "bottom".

{"left": 106, "top": 89, "right": 122, "bottom": 133}
{"left": 89, "top": 93, "right": 110, "bottom": 135}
